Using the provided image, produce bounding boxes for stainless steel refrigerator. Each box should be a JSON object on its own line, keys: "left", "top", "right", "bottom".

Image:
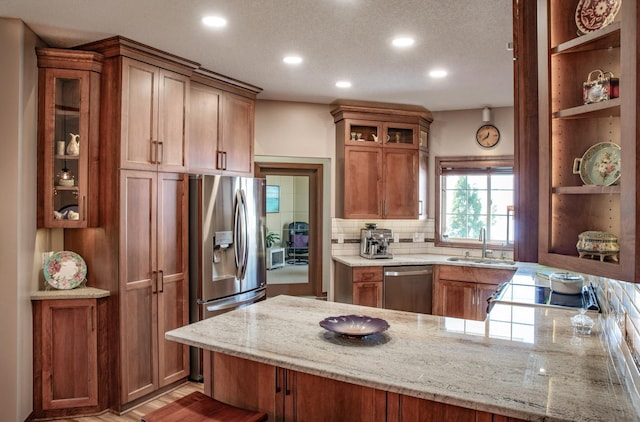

{"left": 188, "top": 175, "right": 267, "bottom": 379}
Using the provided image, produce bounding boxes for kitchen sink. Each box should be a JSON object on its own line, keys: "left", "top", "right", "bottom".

{"left": 446, "top": 257, "right": 516, "bottom": 266}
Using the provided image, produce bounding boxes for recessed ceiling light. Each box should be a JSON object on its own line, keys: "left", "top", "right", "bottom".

{"left": 283, "top": 56, "right": 303, "bottom": 65}
{"left": 202, "top": 16, "right": 227, "bottom": 28}
{"left": 429, "top": 69, "right": 448, "bottom": 78}
{"left": 336, "top": 81, "right": 352, "bottom": 88}
{"left": 392, "top": 37, "right": 415, "bottom": 47}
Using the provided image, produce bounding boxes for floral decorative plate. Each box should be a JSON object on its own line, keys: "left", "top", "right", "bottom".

{"left": 575, "top": 0, "right": 621, "bottom": 35}
{"left": 574, "top": 142, "right": 621, "bottom": 186}
{"left": 319, "top": 315, "right": 389, "bottom": 337}
{"left": 43, "top": 251, "right": 87, "bottom": 290}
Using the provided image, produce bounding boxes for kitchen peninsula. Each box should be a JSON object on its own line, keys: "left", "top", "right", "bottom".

{"left": 166, "top": 294, "right": 637, "bottom": 421}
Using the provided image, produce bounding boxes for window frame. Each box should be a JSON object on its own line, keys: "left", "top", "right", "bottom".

{"left": 435, "top": 155, "right": 515, "bottom": 250}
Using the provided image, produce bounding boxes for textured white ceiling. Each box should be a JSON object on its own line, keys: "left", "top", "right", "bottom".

{"left": 0, "top": 0, "right": 514, "bottom": 111}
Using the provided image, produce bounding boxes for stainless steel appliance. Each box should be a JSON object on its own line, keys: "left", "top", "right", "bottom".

{"left": 360, "top": 224, "right": 393, "bottom": 259}
{"left": 383, "top": 266, "right": 433, "bottom": 314}
{"left": 188, "top": 175, "right": 267, "bottom": 379}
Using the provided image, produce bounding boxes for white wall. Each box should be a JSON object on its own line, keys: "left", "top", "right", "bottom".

{"left": 0, "top": 18, "right": 45, "bottom": 421}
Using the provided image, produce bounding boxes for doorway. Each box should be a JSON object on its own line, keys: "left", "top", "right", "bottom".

{"left": 255, "top": 162, "right": 324, "bottom": 298}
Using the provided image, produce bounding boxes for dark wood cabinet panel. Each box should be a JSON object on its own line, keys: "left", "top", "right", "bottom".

{"left": 219, "top": 92, "right": 255, "bottom": 175}
{"left": 32, "top": 297, "right": 108, "bottom": 419}
{"left": 383, "top": 148, "right": 419, "bottom": 219}
{"left": 120, "top": 171, "right": 189, "bottom": 404}
{"left": 343, "top": 146, "right": 382, "bottom": 218}
{"left": 433, "top": 265, "right": 515, "bottom": 320}
{"left": 332, "top": 102, "right": 432, "bottom": 219}
{"left": 188, "top": 82, "right": 220, "bottom": 173}
{"left": 36, "top": 48, "right": 102, "bottom": 228}
{"left": 334, "top": 263, "right": 383, "bottom": 308}
{"left": 353, "top": 281, "right": 383, "bottom": 308}
{"left": 121, "top": 58, "right": 189, "bottom": 172}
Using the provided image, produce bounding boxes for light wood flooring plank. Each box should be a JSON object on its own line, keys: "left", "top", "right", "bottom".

{"left": 46, "top": 381, "right": 203, "bottom": 422}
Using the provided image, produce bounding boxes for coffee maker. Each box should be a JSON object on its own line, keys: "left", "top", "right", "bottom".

{"left": 360, "top": 224, "right": 393, "bottom": 259}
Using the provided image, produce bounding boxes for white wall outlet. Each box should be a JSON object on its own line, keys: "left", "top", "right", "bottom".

{"left": 393, "top": 233, "right": 400, "bottom": 243}
{"left": 413, "top": 232, "right": 424, "bottom": 243}
{"left": 337, "top": 234, "right": 344, "bottom": 244}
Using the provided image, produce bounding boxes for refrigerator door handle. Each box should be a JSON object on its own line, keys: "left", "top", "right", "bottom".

{"left": 234, "top": 188, "right": 249, "bottom": 281}
{"left": 199, "top": 288, "right": 266, "bottom": 312}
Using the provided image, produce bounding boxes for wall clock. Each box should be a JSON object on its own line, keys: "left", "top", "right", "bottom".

{"left": 475, "top": 124, "right": 500, "bottom": 148}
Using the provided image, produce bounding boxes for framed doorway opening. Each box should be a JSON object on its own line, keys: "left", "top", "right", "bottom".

{"left": 255, "top": 162, "right": 324, "bottom": 299}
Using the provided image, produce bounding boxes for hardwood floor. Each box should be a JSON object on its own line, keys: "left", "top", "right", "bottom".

{"left": 49, "top": 382, "right": 203, "bottom": 421}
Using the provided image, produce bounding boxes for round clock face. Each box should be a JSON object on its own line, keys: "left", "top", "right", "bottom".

{"left": 476, "top": 124, "right": 500, "bottom": 148}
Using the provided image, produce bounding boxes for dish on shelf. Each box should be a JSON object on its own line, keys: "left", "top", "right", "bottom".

{"left": 319, "top": 315, "right": 389, "bottom": 337}
{"left": 575, "top": 0, "right": 621, "bottom": 35}
{"left": 572, "top": 142, "right": 621, "bottom": 186}
{"left": 43, "top": 251, "right": 87, "bottom": 290}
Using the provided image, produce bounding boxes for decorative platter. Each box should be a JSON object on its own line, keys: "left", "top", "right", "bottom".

{"left": 575, "top": 0, "right": 621, "bottom": 35}
{"left": 573, "top": 142, "right": 621, "bottom": 186}
{"left": 319, "top": 315, "right": 389, "bottom": 338}
{"left": 43, "top": 251, "right": 87, "bottom": 290}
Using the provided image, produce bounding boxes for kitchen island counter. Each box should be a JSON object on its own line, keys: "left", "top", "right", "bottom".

{"left": 166, "top": 295, "right": 637, "bottom": 421}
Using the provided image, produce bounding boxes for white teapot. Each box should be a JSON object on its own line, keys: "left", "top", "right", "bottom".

{"left": 66, "top": 133, "right": 80, "bottom": 156}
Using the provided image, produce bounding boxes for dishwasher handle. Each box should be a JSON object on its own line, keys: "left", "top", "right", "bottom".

{"left": 384, "top": 269, "right": 433, "bottom": 277}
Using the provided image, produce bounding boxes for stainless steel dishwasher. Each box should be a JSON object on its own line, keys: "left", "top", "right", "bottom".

{"left": 383, "top": 265, "right": 433, "bottom": 314}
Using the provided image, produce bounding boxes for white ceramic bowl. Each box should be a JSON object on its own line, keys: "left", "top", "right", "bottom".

{"left": 549, "top": 272, "right": 584, "bottom": 295}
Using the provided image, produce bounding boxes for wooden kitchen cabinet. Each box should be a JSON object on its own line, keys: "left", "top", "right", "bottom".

{"left": 119, "top": 170, "right": 189, "bottom": 404}
{"left": 534, "top": 0, "right": 640, "bottom": 282}
{"left": 334, "top": 262, "right": 383, "bottom": 308}
{"left": 32, "top": 296, "right": 108, "bottom": 419}
{"left": 209, "top": 352, "right": 386, "bottom": 422}
{"left": 332, "top": 102, "right": 432, "bottom": 219}
{"left": 188, "top": 70, "right": 261, "bottom": 175}
{"left": 208, "top": 352, "right": 527, "bottom": 422}
{"left": 61, "top": 37, "right": 195, "bottom": 410}
{"left": 432, "top": 265, "right": 515, "bottom": 321}
{"left": 36, "top": 48, "right": 102, "bottom": 228}
{"left": 120, "top": 57, "right": 190, "bottom": 172}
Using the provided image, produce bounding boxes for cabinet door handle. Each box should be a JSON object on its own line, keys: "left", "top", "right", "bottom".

{"left": 285, "top": 369, "right": 291, "bottom": 396}
{"left": 275, "top": 367, "right": 281, "bottom": 393}
{"left": 157, "top": 141, "right": 164, "bottom": 164}
{"left": 91, "top": 305, "right": 95, "bottom": 331}
{"left": 222, "top": 151, "right": 227, "bottom": 170}
{"left": 152, "top": 271, "right": 157, "bottom": 293}
{"left": 216, "top": 151, "right": 223, "bottom": 169}
{"left": 158, "top": 270, "right": 164, "bottom": 293}
{"left": 82, "top": 195, "right": 86, "bottom": 221}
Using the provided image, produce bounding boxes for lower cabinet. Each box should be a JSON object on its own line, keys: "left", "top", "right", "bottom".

{"left": 432, "top": 265, "right": 516, "bottom": 321}
{"left": 334, "top": 262, "right": 383, "bottom": 308}
{"left": 207, "top": 352, "right": 527, "bottom": 422}
{"left": 32, "top": 296, "right": 108, "bottom": 419}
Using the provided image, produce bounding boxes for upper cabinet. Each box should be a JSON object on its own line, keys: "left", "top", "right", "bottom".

{"left": 331, "top": 102, "right": 432, "bottom": 219}
{"left": 120, "top": 57, "right": 190, "bottom": 172}
{"left": 189, "top": 69, "right": 261, "bottom": 176}
{"left": 37, "top": 48, "right": 102, "bottom": 228}
{"left": 537, "top": 0, "right": 639, "bottom": 281}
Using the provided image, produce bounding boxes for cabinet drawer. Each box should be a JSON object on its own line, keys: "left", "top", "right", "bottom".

{"left": 353, "top": 266, "right": 383, "bottom": 282}
{"left": 437, "top": 265, "right": 515, "bottom": 285}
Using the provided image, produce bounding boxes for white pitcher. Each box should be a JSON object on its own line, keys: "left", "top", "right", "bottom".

{"left": 66, "top": 133, "right": 80, "bottom": 156}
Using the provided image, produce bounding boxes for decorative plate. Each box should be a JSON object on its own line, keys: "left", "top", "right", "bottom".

{"left": 575, "top": 0, "right": 621, "bottom": 35}
{"left": 574, "top": 142, "right": 621, "bottom": 186}
{"left": 319, "top": 315, "right": 389, "bottom": 337}
{"left": 43, "top": 251, "right": 87, "bottom": 290}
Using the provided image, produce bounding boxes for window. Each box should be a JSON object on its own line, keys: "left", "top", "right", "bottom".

{"left": 435, "top": 156, "right": 514, "bottom": 248}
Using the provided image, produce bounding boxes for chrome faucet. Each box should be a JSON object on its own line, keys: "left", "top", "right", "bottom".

{"left": 479, "top": 228, "right": 487, "bottom": 259}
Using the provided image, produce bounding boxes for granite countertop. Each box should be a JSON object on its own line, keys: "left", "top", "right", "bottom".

{"left": 30, "top": 287, "right": 110, "bottom": 300}
{"left": 333, "top": 253, "right": 520, "bottom": 270}
{"left": 166, "top": 295, "right": 638, "bottom": 422}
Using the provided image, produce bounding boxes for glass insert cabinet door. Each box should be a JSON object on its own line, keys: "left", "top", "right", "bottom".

{"left": 37, "top": 50, "right": 101, "bottom": 228}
